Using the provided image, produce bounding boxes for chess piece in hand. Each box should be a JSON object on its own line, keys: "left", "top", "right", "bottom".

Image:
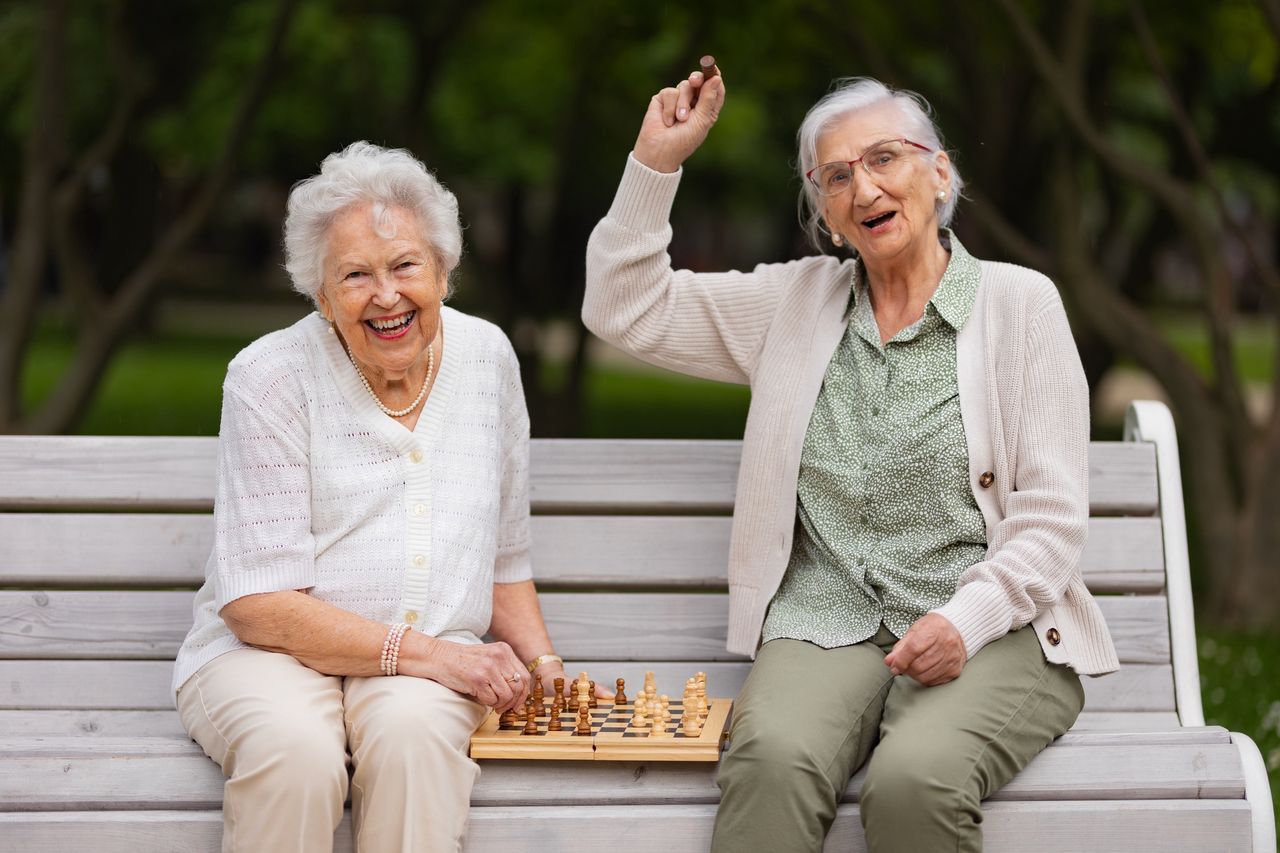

{"left": 632, "top": 58, "right": 726, "bottom": 174}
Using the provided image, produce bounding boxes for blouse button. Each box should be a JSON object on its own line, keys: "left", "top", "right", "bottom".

{"left": 413, "top": 504, "right": 427, "bottom": 516}
{"left": 404, "top": 611, "right": 418, "bottom": 624}
{"left": 1046, "top": 627, "right": 1061, "bottom": 646}
{"left": 978, "top": 471, "right": 995, "bottom": 489}
{"left": 412, "top": 555, "right": 425, "bottom": 567}
{"left": 409, "top": 450, "right": 423, "bottom": 464}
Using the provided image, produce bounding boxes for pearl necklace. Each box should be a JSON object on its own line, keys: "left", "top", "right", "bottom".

{"left": 345, "top": 340, "right": 435, "bottom": 418}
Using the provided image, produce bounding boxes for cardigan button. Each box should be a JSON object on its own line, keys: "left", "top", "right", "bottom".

{"left": 404, "top": 611, "right": 418, "bottom": 624}
{"left": 978, "top": 471, "right": 995, "bottom": 489}
{"left": 1046, "top": 627, "right": 1061, "bottom": 646}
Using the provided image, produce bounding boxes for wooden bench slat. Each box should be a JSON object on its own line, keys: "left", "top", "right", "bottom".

{"left": 0, "top": 659, "right": 1176, "bottom": 712}
{"left": 0, "top": 741, "right": 1245, "bottom": 810}
{"left": 0, "top": 514, "right": 1166, "bottom": 593}
{"left": 0, "top": 437, "right": 1158, "bottom": 516}
{"left": 0, "top": 802, "right": 1257, "bottom": 853}
{"left": 0, "top": 710, "right": 189, "bottom": 738}
{"left": 0, "top": 591, "right": 1171, "bottom": 665}
{"left": 0, "top": 709, "right": 1196, "bottom": 739}
{"left": 0, "top": 727, "right": 1233, "bottom": 758}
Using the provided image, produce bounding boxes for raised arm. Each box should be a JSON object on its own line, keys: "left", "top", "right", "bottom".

{"left": 583, "top": 63, "right": 794, "bottom": 386}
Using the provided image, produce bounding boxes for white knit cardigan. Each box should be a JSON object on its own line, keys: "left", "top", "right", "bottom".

{"left": 583, "top": 155, "right": 1119, "bottom": 676}
{"left": 173, "top": 307, "right": 533, "bottom": 696}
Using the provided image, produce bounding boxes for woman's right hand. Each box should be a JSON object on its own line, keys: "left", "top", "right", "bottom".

{"left": 632, "top": 66, "right": 726, "bottom": 174}
{"left": 413, "top": 636, "right": 531, "bottom": 713}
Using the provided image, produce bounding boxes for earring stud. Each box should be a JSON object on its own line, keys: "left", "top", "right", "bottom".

{"left": 936, "top": 190, "right": 948, "bottom": 202}
{"left": 832, "top": 233, "right": 844, "bottom": 247}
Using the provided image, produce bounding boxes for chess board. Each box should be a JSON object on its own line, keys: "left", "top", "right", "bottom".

{"left": 469, "top": 696, "right": 732, "bottom": 761}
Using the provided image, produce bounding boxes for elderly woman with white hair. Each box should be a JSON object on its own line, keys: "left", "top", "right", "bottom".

{"left": 173, "top": 141, "right": 569, "bottom": 853}
{"left": 583, "top": 71, "right": 1120, "bottom": 852}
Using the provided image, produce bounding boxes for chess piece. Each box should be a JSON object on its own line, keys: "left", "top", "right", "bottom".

{"left": 683, "top": 710, "right": 702, "bottom": 737}
{"left": 576, "top": 702, "right": 592, "bottom": 735}
{"left": 554, "top": 676, "right": 566, "bottom": 706}
{"left": 644, "top": 670, "right": 656, "bottom": 697}
{"left": 567, "top": 680, "right": 580, "bottom": 711}
{"left": 660, "top": 694, "right": 671, "bottom": 724}
{"left": 522, "top": 699, "right": 538, "bottom": 735}
{"left": 649, "top": 699, "right": 669, "bottom": 737}
{"left": 532, "top": 674, "right": 544, "bottom": 706}
{"left": 614, "top": 678, "right": 627, "bottom": 705}
{"left": 548, "top": 709, "right": 562, "bottom": 731}
{"left": 631, "top": 696, "right": 649, "bottom": 728}
{"left": 500, "top": 707, "right": 517, "bottom": 727}
{"left": 588, "top": 680, "right": 598, "bottom": 708}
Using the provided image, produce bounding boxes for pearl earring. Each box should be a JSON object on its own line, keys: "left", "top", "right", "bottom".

{"left": 832, "top": 233, "right": 844, "bottom": 247}
{"left": 936, "top": 190, "right": 947, "bottom": 202}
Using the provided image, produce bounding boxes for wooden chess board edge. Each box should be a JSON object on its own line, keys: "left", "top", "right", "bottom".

{"left": 469, "top": 698, "right": 733, "bottom": 762}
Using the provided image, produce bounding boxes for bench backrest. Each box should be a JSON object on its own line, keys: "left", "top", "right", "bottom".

{"left": 0, "top": 421, "right": 1197, "bottom": 727}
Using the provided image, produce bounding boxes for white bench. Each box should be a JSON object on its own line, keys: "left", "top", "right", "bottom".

{"left": 0, "top": 400, "right": 1273, "bottom": 852}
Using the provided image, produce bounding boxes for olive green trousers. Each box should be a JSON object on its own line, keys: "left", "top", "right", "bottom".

{"left": 711, "top": 626, "right": 1084, "bottom": 853}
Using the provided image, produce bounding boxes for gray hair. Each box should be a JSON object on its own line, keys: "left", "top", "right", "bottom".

{"left": 283, "top": 141, "right": 463, "bottom": 303}
{"left": 796, "top": 77, "right": 964, "bottom": 251}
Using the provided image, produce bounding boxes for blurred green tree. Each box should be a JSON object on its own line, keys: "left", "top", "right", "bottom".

{"left": 0, "top": 0, "right": 299, "bottom": 433}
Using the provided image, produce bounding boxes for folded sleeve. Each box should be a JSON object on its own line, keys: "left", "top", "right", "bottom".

{"left": 211, "top": 382, "right": 317, "bottom": 610}
{"left": 493, "top": 339, "right": 533, "bottom": 583}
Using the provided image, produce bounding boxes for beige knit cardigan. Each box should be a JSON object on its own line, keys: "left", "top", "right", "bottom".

{"left": 583, "top": 155, "right": 1119, "bottom": 676}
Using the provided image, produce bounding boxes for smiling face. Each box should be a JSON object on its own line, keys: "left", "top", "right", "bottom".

{"left": 315, "top": 202, "right": 447, "bottom": 386}
{"left": 815, "top": 103, "right": 951, "bottom": 270}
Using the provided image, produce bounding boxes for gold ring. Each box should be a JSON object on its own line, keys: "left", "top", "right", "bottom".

{"left": 506, "top": 672, "right": 521, "bottom": 683}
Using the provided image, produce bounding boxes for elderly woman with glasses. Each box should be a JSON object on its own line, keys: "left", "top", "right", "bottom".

{"left": 582, "top": 71, "right": 1119, "bottom": 853}
{"left": 173, "top": 142, "right": 571, "bottom": 853}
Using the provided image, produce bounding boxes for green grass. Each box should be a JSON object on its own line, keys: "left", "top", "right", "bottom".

{"left": 21, "top": 330, "right": 753, "bottom": 439}
{"left": 1151, "top": 311, "right": 1275, "bottom": 383}
{"left": 583, "top": 368, "right": 748, "bottom": 438}
{"left": 1198, "top": 629, "right": 1280, "bottom": 830}
{"left": 22, "top": 332, "right": 252, "bottom": 436}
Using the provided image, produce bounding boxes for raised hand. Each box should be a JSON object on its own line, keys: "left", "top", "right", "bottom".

{"left": 632, "top": 64, "right": 726, "bottom": 174}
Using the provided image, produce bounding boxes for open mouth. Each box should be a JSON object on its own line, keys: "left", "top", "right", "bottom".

{"left": 365, "top": 310, "right": 416, "bottom": 338}
{"left": 862, "top": 211, "right": 896, "bottom": 229}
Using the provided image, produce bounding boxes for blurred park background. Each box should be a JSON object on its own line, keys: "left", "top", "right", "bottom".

{"left": 0, "top": 0, "right": 1276, "bottom": 816}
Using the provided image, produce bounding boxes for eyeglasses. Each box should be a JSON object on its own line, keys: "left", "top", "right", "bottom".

{"left": 806, "top": 138, "right": 933, "bottom": 197}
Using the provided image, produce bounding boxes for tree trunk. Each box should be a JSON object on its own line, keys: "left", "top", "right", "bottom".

{"left": 0, "top": 0, "right": 67, "bottom": 429}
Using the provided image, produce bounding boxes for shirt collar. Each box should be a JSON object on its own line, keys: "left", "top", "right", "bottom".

{"left": 847, "top": 228, "right": 980, "bottom": 332}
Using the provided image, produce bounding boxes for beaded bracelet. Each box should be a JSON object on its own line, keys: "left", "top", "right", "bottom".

{"left": 380, "top": 622, "right": 411, "bottom": 676}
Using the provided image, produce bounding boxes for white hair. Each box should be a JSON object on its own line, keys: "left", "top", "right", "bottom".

{"left": 796, "top": 77, "right": 964, "bottom": 251}
{"left": 283, "top": 141, "right": 463, "bottom": 304}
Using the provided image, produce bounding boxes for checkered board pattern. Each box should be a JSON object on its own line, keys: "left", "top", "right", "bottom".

{"left": 469, "top": 696, "right": 732, "bottom": 761}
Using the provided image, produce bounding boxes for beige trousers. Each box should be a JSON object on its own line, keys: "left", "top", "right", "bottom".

{"left": 177, "top": 648, "right": 489, "bottom": 853}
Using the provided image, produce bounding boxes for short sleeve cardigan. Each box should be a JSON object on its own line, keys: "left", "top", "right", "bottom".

{"left": 172, "top": 307, "right": 532, "bottom": 697}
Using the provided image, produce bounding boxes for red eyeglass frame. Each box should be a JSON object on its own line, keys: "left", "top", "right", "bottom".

{"left": 805, "top": 138, "right": 934, "bottom": 187}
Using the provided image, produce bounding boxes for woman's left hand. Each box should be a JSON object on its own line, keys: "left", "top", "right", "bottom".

{"left": 883, "top": 613, "right": 967, "bottom": 686}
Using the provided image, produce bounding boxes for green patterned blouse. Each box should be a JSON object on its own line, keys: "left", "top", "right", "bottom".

{"left": 761, "top": 233, "right": 989, "bottom": 648}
